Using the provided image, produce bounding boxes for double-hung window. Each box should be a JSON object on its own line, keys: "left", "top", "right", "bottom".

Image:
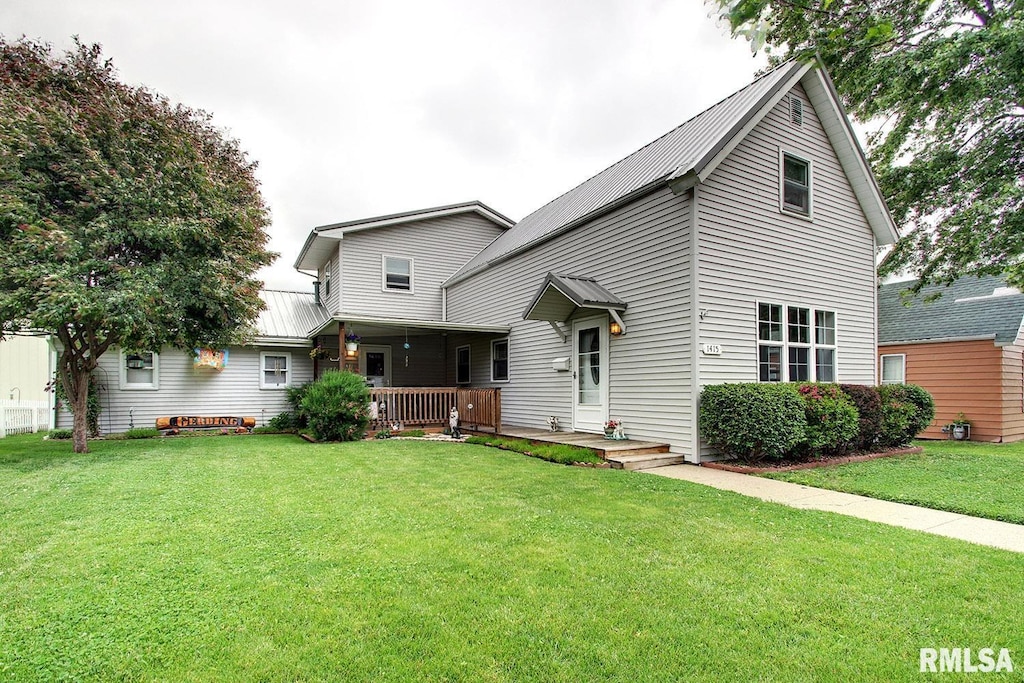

{"left": 781, "top": 152, "right": 811, "bottom": 216}
{"left": 260, "top": 352, "right": 291, "bottom": 389}
{"left": 491, "top": 338, "right": 509, "bottom": 382}
{"left": 382, "top": 256, "right": 413, "bottom": 292}
{"left": 758, "top": 303, "right": 837, "bottom": 382}
{"left": 880, "top": 354, "right": 905, "bottom": 385}
{"left": 121, "top": 350, "right": 159, "bottom": 390}
{"left": 456, "top": 345, "right": 471, "bottom": 385}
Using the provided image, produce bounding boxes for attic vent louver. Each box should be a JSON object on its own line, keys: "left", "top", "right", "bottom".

{"left": 789, "top": 95, "right": 803, "bottom": 126}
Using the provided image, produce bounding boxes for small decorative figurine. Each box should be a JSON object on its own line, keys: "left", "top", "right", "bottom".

{"left": 547, "top": 415, "right": 560, "bottom": 432}
{"left": 449, "top": 406, "right": 461, "bottom": 438}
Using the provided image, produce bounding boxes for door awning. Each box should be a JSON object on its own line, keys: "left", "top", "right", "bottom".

{"left": 523, "top": 273, "right": 627, "bottom": 338}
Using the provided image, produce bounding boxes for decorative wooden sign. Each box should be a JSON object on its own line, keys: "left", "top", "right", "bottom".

{"left": 194, "top": 348, "right": 229, "bottom": 371}
{"left": 156, "top": 416, "right": 256, "bottom": 430}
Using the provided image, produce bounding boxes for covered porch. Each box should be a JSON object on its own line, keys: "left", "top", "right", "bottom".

{"left": 307, "top": 315, "right": 508, "bottom": 433}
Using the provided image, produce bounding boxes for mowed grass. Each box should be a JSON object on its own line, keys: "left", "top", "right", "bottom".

{"left": 764, "top": 440, "right": 1024, "bottom": 524}
{"left": 1, "top": 434, "right": 1022, "bottom": 681}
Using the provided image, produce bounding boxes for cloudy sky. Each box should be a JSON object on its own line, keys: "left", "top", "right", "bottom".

{"left": 2, "top": 0, "right": 767, "bottom": 290}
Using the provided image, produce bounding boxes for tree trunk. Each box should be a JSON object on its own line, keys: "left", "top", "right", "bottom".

{"left": 70, "top": 371, "right": 90, "bottom": 454}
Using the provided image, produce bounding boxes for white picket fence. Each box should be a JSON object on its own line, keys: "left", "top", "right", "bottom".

{"left": 0, "top": 399, "right": 50, "bottom": 437}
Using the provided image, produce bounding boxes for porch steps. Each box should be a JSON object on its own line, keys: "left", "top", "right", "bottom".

{"left": 497, "top": 427, "right": 678, "bottom": 470}
{"left": 604, "top": 452, "right": 688, "bottom": 471}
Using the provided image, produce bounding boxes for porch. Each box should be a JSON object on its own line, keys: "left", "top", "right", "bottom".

{"left": 370, "top": 387, "right": 501, "bottom": 433}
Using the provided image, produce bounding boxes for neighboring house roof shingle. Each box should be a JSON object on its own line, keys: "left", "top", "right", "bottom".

{"left": 445, "top": 58, "right": 897, "bottom": 286}
{"left": 878, "top": 275, "right": 1024, "bottom": 346}
{"left": 256, "top": 290, "right": 330, "bottom": 342}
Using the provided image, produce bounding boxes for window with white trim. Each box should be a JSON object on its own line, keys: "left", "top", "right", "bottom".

{"left": 491, "top": 338, "right": 509, "bottom": 382}
{"left": 121, "top": 350, "right": 159, "bottom": 390}
{"left": 260, "top": 352, "right": 291, "bottom": 389}
{"left": 323, "top": 260, "right": 332, "bottom": 298}
{"left": 758, "top": 303, "right": 837, "bottom": 382}
{"left": 456, "top": 345, "right": 471, "bottom": 385}
{"left": 382, "top": 256, "right": 413, "bottom": 292}
{"left": 880, "top": 354, "right": 905, "bottom": 385}
{"left": 781, "top": 152, "right": 811, "bottom": 216}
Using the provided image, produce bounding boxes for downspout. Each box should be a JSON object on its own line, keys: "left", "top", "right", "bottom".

{"left": 688, "top": 185, "right": 702, "bottom": 463}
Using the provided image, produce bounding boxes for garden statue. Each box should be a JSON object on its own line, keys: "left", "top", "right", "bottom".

{"left": 449, "top": 406, "right": 461, "bottom": 438}
{"left": 547, "top": 415, "right": 560, "bottom": 432}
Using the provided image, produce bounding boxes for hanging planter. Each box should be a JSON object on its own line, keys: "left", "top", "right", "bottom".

{"left": 344, "top": 332, "right": 361, "bottom": 354}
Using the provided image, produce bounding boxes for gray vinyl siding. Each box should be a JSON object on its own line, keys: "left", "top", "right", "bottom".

{"left": 320, "top": 244, "right": 341, "bottom": 313}
{"left": 446, "top": 188, "right": 693, "bottom": 451}
{"left": 696, "top": 83, "right": 878, "bottom": 389}
{"left": 56, "top": 345, "right": 314, "bottom": 434}
{"left": 339, "top": 214, "right": 505, "bottom": 319}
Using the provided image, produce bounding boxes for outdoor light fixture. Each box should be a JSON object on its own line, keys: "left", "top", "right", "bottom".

{"left": 610, "top": 321, "right": 622, "bottom": 336}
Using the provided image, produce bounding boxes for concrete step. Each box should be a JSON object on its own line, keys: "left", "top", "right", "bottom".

{"left": 606, "top": 452, "right": 688, "bottom": 471}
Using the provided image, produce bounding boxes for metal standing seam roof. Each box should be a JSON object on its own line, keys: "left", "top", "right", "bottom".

{"left": 445, "top": 60, "right": 809, "bottom": 285}
{"left": 256, "top": 290, "right": 331, "bottom": 341}
{"left": 878, "top": 276, "right": 1024, "bottom": 346}
{"left": 523, "top": 273, "right": 627, "bottom": 322}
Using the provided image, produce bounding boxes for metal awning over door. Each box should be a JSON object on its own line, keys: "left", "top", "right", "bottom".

{"left": 522, "top": 273, "right": 627, "bottom": 341}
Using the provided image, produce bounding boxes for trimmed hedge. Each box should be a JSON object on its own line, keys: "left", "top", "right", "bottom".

{"left": 699, "top": 383, "right": 807, "bottom": 461}
{"left": 840, "top": 383, "right": 883, "bottom": 451}
{"left": 878, "top": 384, "right": 935, "bottom": 447}
{"left": 700, "top": 382, "right": 935, "bottom": 461}
{"left": 300, "top": 370, "right": 371, "bottom": 442}
{"left": 796, "top": 384, "right": 859, "bottom": 456}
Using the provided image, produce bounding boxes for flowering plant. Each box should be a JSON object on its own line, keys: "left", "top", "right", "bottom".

{"left": 344, "top": 332, "right": 361, "bottom": 343}
{"left": 604, "top": 419, "right": 620, "bottom": 430}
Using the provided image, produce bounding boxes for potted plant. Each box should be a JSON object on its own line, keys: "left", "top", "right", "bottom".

{"left": 604, "top": 419, "right": 625, "bottom": 440}
{"left": 949, "top": 412, "right": 971, "bottom": 441}
{"left": 344, "top": 332, "right": 361, "bottom": 353}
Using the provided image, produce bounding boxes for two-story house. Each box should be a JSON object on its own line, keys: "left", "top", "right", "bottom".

{"left": 61, "top": 58, "right": 898, "bottom": 463}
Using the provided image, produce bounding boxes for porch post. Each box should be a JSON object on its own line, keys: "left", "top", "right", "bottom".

{"left": 338, "top": 323, "right": 345, "bottom": 372}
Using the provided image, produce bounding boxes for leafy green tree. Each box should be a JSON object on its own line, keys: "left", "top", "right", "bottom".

{"left": 711, "top": 0, "right": 1023, "bottom": 291}
{"left": 0, "top": 38, "right": 276, "bottom": 452}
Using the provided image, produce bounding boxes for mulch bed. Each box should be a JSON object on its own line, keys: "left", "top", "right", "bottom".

{"left": 702, "top": 446, "right": 923, "bottom": 474}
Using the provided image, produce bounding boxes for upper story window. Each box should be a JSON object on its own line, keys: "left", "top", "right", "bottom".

{"left": 323, "top": 260, "right": 332, "bottom": 298}
{"left": 781, "top": 152, "right": 811, "bottom": 216}
{"left": 260, "top": 352, "right": 291, "bottom": 389}
{"left": 382, "top": 256, "right": 413, "bottom": 293}
{"left": 121, "top": 350, "right": 159, "bottom": 390}
{"left": 758, "top": 302, "right": 836, "bottom": 383}
{"left": 880, "top": 354, "right": 905, "bottom": 385}
{"left": 491, "top": 338, "right": 509, "bottom": 382}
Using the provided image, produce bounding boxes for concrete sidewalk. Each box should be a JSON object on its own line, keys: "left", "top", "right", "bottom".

{"left": 649, "top": 464, "right": 1024, "bottom": 554}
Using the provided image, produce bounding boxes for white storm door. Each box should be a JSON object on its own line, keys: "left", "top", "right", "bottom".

{"left": 359, "top": 345, "right": 392, "bottom": 387}
{"left": 572, "top": 316, "right": 608, "bottom": 433}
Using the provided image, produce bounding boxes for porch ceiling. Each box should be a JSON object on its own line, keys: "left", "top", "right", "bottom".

{"left": 309, "top": 315, "right": 509, "bottom": 339}
{"left": 523, "top": 273, "right": 627, "bottom": 322}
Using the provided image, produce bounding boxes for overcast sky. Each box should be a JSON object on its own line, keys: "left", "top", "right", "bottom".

{"left": 2, "top": 0, "right": 767, "bottom": 290}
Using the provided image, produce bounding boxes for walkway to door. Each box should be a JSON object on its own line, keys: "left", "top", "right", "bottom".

{"left": 498, "top": 427, "right": 682, "bottom": 470}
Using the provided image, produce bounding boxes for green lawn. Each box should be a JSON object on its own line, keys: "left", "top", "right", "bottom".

{"left": 1, "top": 434, "right": 1022, "bottom": 681}
{"left": 763, "top": 440, "right": 1024, "bottom": 524}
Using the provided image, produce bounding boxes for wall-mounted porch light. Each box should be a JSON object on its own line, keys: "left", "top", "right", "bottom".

{"left": 609, "top": 320, "right": 623, "bottom": 336}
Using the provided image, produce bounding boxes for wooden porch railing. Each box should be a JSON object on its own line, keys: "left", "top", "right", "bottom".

{"left": 369, "top": 387, "right": 501, "bottom": 433}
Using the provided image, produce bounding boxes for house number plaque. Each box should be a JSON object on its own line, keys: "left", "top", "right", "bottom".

{"left": 701, "top": 344, "right": 723, "bottom": 356}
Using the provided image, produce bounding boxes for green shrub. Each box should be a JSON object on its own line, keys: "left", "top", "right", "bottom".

{"left": 286, "top": 383, "right": 311, "bottom": 428}
{"left": 252, "top": 426, "right": 287, "bottom": 435}
{"left": 840, "top": 384, "right": 883, "bottom": 451}
{"left": 795, "top": 384, "right": 859, "bottom": 456}
{"left": 878, "top": 384, "right": 935, "bottom": 446}
{"left": 268, "top": 411, "right": 298, "bottom": 431}
{"left": 699, "top": 383, "right": 807, "bottom": 461}
{"left": 124, "top": 428, "right": 160, "bottom": 440}
{"left": 47, "top": 429, "right": 73, "bottom": 440}
{"left": 300, "top": 370, "right": 371, "bottom": 442}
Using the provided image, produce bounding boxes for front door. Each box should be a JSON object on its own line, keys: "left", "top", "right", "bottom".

{"left": 572, "top": 315, "right": 608, "bottom": 433}
{"left": 359, "top": 345, "right": 392, "bottom": 387}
